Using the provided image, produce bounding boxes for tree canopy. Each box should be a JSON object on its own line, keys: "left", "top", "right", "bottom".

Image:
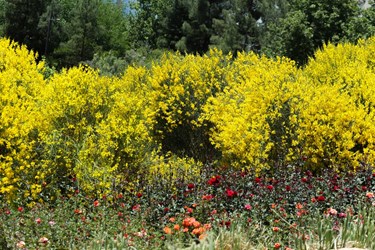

{"left": 0, "top": 0, "right": 374, "bottom": 70}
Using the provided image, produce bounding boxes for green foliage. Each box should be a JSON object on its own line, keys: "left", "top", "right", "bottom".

{"left": 53, "top": 0, "right": 102, "bottom": 66}
{"left": 261, "top": 0, "right": 361, "bottom": 65}
{"left": 210, "top": 0, "right": 260, "bottom": 54}
{"left": 344, "top": 6, "right": 375, "bottom": 42}
{"left": 4, "top": 0, "right": 50, "bottom": 56}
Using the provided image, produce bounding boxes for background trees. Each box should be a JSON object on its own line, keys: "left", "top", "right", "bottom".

{"left": 0, "top": 0, "right": 374, "bottom": 69}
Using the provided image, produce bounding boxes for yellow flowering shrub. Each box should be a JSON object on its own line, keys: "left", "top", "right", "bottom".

{"left": 203, "top": 53, "right": 299, "bottom": 173}
{"left": 296, "top": 38, "right": 375, "bottom": 170}
{"left": 38, "top": 66, "right": 154, "bottom": 195}
{"left": 3, "top": 36, "right": 375, "bottom": 203}
{"left": 147, "top": 49, "right": 231, "bottom": 161}
{"left": 0, "top": 39, "right": 46, "bottom": 202}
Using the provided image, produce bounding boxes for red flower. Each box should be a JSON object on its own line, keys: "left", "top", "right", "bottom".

{"left": 362, "top": 186, "right": 368, "bottom": 191}
{"left": 285, "top": 185, "right": 291, "bottom": 191}
{"left": 74, "top": 209, "right": 82, "bottom": 214}
{"left": 224, "top": 220, "right": 231, "bottom": 228}
{"left": 207, "top": 175, "right": 221, "bottom": 186}
{"left": 187, "top": 183, "right": 195, "bottom": 189}
{"left": 274, "top": 242, "right": 281, "bottom": 249}
{"left": 317, "top": 195, "right": 325, "bottom": 202}
{"left": 93, "top": 200, "right": 100, "bottom": 207}
{"left": 136, "top": 193, "right": 142, "bottom": 198}
{"left": 202, "top": 194, "right": 214, "bottom": 201}
{"left": 132, "top": 204, "right": 140, "bottom": 211}
{"left": 17, "top": 207, "right": 24, "bottom": 212}
{"left": 301, "top": 177, "right": 308, "bottom": 183}
{"left": 267, "top": 185, "right": 274, "bottom": 191}
{"left": 226, "top": 189, "right": 238, "bottom": 198}
{"left": 35, "top": 218, "right": 42, "bottom": 224}
{"left": 255, "top": 177, "right": 262, "bottom": 183}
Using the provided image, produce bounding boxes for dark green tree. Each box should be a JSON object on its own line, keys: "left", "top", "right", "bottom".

{"left": 155, "top": 0, "right": 189, "bottom": 50}
{"left": 210, "top": 0, "right": 261, "bottom": 54}
{"left": 0, "top": 0, "right": 5, "bottom": 36}
{"left": 260, "top": 0, "right": 360, "bottom": 65}
{"left": 53, "top": 0, "right": 102, "bottom": 66}
{"left": 4, "top": 0, "right": 50, "bottom": 56}
{"left": 343, "top": 6, "right": 375, "bottom": 42}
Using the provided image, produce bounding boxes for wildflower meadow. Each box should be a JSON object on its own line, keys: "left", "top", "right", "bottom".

{"left": 0, "top": 37, "right": 375, "bottom": 249}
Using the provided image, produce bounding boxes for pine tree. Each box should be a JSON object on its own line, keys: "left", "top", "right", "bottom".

{"left": 211, "top": 0, "right": 260, "bottom": 54}
{"left": 4, "top": 0, "right": 50, "bottom": 56}
{"left": 53, "top": 0, "right": 101, "bottom": 66}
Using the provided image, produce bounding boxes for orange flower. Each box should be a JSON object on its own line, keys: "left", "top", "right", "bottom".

{"left": 203, "top": 223, "right": 212, "bottom": 230}
{"left": 366, "top": 192, "right": 374, "bottom": 199}
{"left": 173, "top": 224, "right": 180, "bottom": 231}
{"left": 192, "top": 227, "right": 205, "bottom": 236}
{"left": 272, "top": 227, "right": 280, "bottom": 232}
{"left": 163, "top": 227, "right": 172, "bottom": 235}
{"left": 274, "top": 242, "right": 281, "bottom": 249}
{"left": 296, "top": 203, "right": 303, "bottom": 210}
{"left": 199, "top": 233, "right": 207, "bottom": 240}
{"left": 169, "top": 217, "right": 176, "bottom": 223}
{"left": 183, "top": 227, "right": 189, "bottom": 233}
{"left": 193, "top": 221, "right": 201, "bottom": 228}
{"left": 182, "top": 217, "right": 196, "bottom": 227}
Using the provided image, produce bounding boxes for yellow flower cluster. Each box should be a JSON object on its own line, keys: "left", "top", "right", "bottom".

{"left": 2, "top": 36, "right": 375, "bottom": 203}
{"left": 0, "top": 39, "right": 46, "bottom": 202}
{"left": 205, "top": 38, "right": 375, "bottom": 172}
{"left": 203, "top": 53, "right": 298, "bottom": 173}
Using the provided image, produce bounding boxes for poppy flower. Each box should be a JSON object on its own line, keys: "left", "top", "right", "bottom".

{"left": 317, "top": 195, "right": 325, "bottom": 202}
{"left": 207, "top": 175, "right": 221, "bottom": 185}
{"left": 93, "top": 200, "right": 100, "bottom": 207}
{"left": 163, "top": 227, "right": 172, "bottom": 235}
{"left": 226, "top": 188, "right": 238, "bottom": 198}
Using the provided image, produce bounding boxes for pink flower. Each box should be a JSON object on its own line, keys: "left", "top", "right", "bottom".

{"left": 244, "top": 204, "right": 252, "bottom": 210}
{"left": 38, "top": 237, "right": 49, "bottom": 245}
{"left": 366, "top": 192, "right": 374, "bottom": 199}
{"left": 35, "top": 218, "right": 42, "bottom": 224}
{"left": 16, "top": 241, "right": 26, "bottom": 249}
{"left": 338, "top": 212, "right": 347, "bottom": 218}
{"left": 327, "top": 208, "right": 338, "bottom": 216}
